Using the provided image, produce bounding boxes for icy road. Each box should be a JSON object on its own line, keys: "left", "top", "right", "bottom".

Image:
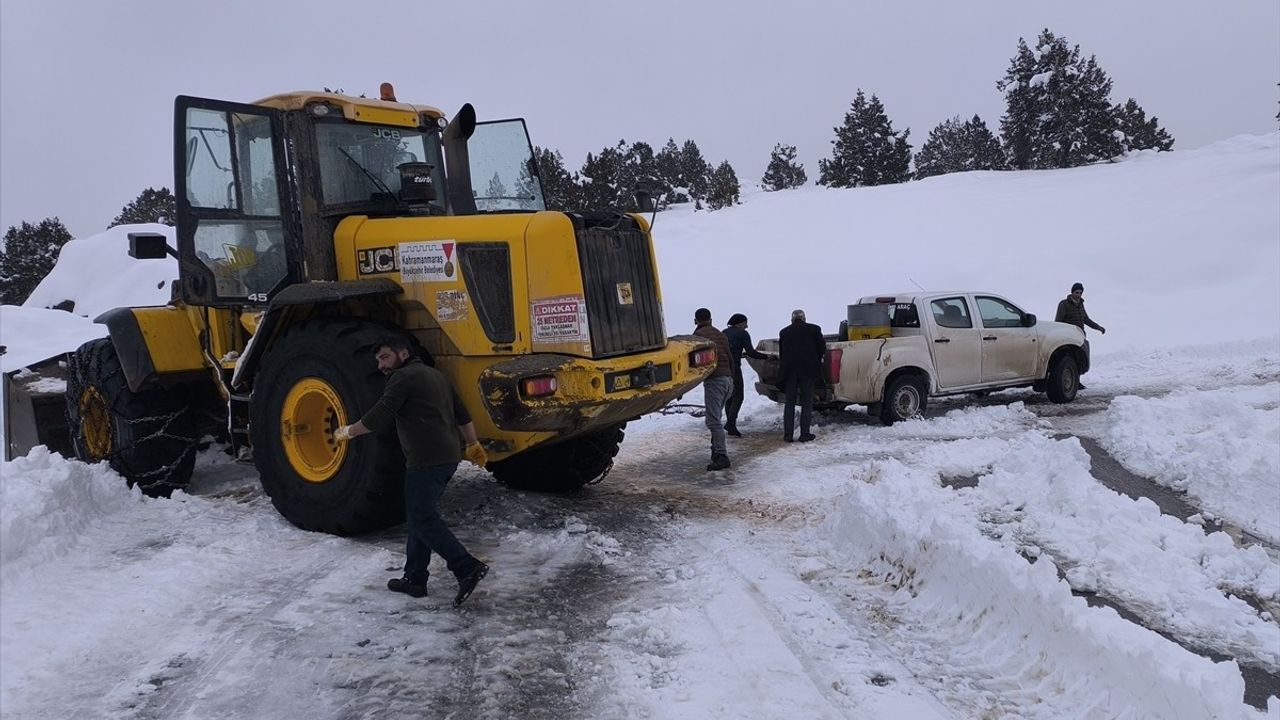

{"left": 2, "top": 341, "right": 1278, "bottom": 720}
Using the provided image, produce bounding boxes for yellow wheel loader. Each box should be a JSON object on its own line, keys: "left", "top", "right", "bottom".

{"left": 65, "top": 86, "right": 715, "bottom": 535}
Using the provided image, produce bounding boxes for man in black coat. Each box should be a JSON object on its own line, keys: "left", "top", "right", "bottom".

{"left": 722, "top": 313, "right": 768, "bottom": 437}
{"left": 778, "top": 309, "right": 825, "bottom": 442}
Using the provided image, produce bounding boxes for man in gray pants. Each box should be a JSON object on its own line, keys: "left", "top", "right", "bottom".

{"left": 693, "top": 308, "right": 735, "bottom": 471}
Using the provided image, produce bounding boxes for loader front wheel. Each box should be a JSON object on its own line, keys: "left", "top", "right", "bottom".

{"left": 65, "top": 338, "right": 198, "bottom": 496}
{"left": 490, "top": 424, "right": 626, "bottom": 493}
{"left": 250, "top": 319, "right": 407, "bottom": 535}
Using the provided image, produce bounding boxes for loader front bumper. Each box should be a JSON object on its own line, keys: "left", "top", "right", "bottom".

{"left": 478, "top": 335, "right": 714, "bottom": 433}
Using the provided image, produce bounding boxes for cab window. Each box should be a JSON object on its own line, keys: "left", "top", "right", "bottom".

{"left": 183, "top": 107, "right": 286, "bottom": 301}
{"left": 468, "top": 120, "right": 546, "bottom": 212}
{"left": 976, "top": 296, "right": 1025, "bottom": 328}
{"left": 931, "top": 297, "right": 973, "bottom": 329}
{"left": 315, "top": 122, "right": 446, "bottom": 213}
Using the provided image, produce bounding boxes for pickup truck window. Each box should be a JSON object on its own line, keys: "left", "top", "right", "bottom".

{"left": 888, "top": 302, "right": 920, "bottom": 327}
{"left": 976, "top": 296, "right": 1025, "bottom": 328}
{"left": 931, "top": 298, "right": 973, "bottom": 329}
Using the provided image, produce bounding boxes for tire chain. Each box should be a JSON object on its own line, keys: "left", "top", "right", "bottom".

{"left": 66, "top": 342, "right": 199, "bottom": 489}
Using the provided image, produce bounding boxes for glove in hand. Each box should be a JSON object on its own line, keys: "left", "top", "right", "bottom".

{"left": 333, "top": 425, "right": 352, "bottom": 442}
{"left": 464, "top": 442, "right": 488, "bottom": 468}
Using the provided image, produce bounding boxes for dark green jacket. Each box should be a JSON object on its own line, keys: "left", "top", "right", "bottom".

{"left": 359, "top": 357, "right": 472, "bottom": 469}
{"left": 1055, "top": 296, "right": 1104, "bottom": 333}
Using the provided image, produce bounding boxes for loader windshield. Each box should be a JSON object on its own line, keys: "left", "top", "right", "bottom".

{"left": 316, "top": 121, "right": 446, "bottom": 214}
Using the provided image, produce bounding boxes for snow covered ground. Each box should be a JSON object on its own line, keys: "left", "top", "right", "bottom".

{"left": 2, "top": 136, "right": 1278, "bottom": 718}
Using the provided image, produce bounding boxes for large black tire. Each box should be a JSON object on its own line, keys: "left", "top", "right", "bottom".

{"left": 489, "top": 424, "right": 626, "bottom": 493}
{"left": 65, "top": 338, "right": 198, "bottom": 496}
{"left": 879, "top": 375, "right": 927, "bottom": 425}
{"left": 249, "top": 319, "right": 408, "bottom": 535}
{"left": 1045, "top": 354, "right": 1079, "bottom": 404}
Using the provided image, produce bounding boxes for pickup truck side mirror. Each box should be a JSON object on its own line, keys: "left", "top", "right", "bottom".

{"left": 1022, "top": 313, "right": 1037, "bottom": 327}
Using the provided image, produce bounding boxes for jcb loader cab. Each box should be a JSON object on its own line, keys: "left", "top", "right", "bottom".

{"left": 66, "top": 86, "right": 715, "bottom": 534}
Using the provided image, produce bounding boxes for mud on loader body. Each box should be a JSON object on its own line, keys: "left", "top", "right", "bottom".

{"left": 66, "top": 88, "right": 714, "bottom": 535}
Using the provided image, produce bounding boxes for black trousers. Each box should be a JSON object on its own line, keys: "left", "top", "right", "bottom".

{"left": 726, "top": 368, "right": 745, "bottom": 426}
{"left": 403, "top": 463, "right": 478, "bottom": 585}
{"left": 783, "top": 375, "right": 815, "bottom": 439}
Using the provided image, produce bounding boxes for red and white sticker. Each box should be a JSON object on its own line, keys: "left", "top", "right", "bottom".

{"left": 399, "top": 240, "right": 456, "bottom": 283}
{"left": 532, "top": 295, "right": 589, "bottom": 343}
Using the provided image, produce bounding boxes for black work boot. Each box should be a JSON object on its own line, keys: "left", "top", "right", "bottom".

{"left": 387, "top": 577, "right": 428, "bottom": 598}
{"left": 454, "top": 562, "right": 489, "bottom": 606}
{"left": 706, "top": 453, "right": 731, "bottom": 471}
{"left": 725, "top": 423, "right": 742, "bottom": 437}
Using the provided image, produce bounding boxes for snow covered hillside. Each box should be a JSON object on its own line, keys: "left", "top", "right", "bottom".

{"left": 1, "top": 135, "right": 1278, "bottom": 719}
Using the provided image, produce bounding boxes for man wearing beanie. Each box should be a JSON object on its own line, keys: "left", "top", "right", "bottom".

{"left": 722, "top": 313, "right": 769, "bottom": 437}
{"left": 1055, "top": 282, "right": 1105, "bottom": 389}
{"left": 693, "top": 308, "right": 734, "bottom": 471}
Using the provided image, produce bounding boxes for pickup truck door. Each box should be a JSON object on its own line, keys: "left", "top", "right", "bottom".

{"left": 926, "top": 297, "right": 982, "bottom": 388}
{"left": 976, "top": 295, "right": 1039, "bottom": 382}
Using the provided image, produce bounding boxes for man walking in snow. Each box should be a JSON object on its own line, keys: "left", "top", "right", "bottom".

{"left": 333, "top": 335, "right": 490, "bottom": 606}
{"left": 778, "top": 309, "right": 825, "bottom": 442}
{"left": 693, "top": 308, "right": 734, "bottom": 471}
{"left": 722, "top": 313, "right": 769, "bottom": 437}
{"left": 1055, "top": 282, "right": 1105, "bottom": 389}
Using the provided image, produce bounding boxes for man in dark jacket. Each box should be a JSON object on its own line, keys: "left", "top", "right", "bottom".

{"left": 778, "top": 309, "right": 825, "bottom": 442}
{"left": 334, "top": 336, "right": 490, "bottom": 606}
{"left": 722, "top": 313, "right": 769, "bottom": 437}
{"left": 1055, "top": 282, "right": 1105, "bottom": 388}
{"left": 693, "top": 308, "right": 734, "bottom": 471}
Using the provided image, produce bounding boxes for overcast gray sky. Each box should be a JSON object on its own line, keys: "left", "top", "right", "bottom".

{"left": 2, "top": 0, "right": 1277, "bottom": 238}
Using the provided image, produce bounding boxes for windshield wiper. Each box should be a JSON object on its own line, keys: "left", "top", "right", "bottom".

{"left": 337, "top": 147, "right": 395, "bottom": 198}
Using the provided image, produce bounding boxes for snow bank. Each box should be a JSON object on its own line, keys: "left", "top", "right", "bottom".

{"left": 655, "top": 133, "right": 1280, "bottom": 354}
{"left": 0, "top": 447, "right": 142, "bottom": 576}
{"left": 1100, "top": 383, "right": 1280, "bottom": 544}
{"left": 827, "top": 450, "right": 1263, "bottom": 718}
{"left": 22, "top": 223, "right": 176, "bottom": 319}
{"left": 0, "top": 306, "right": 101, "bottom": 373}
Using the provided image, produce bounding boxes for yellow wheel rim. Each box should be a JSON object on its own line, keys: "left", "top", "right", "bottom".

{"left": 280, "top": 378, "right": 349, "bottom": 484}
{"left": 79, "top": 387, "right": 113, "bottom": 459}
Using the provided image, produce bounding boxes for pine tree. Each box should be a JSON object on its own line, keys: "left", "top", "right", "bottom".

{"left": 579, "top": 145, "right": 626, "bottom": 210}
{"left": 915, "top": 115, "right": 1007, "bottom": 180}
{"left": 0, "top": 218, "right": 73, "bottom": 305}
{"left": 706, "top": 161, "right": 741, "bottom": 210}
{"left": 486, "top": 172, "right": 508, "bottom": 200}
{"left": 679, "top": 140, "right": 712, "bottom": 205}
{"left": 531, "top": 146, "right": 581, "bottom": 211}
{"left": 761, "top": 143, "right": 807, "bottom": 191}
{"left": 619, "top": 141, "right": 663, "bottom": 210}
{"left": 818, "top": 90, "right": 913, "bottom": 188}
{"left": 997, "top": 29, "right": 1122, "bottom": 170}
{"left": 654, "top": 139, "right": 689, "bottom": 204}
{"left": 1113, "top": 99, "right": 1175, "bottom": 152}
{"left": 109, "top": 187, "right": 177, "bottom": 227}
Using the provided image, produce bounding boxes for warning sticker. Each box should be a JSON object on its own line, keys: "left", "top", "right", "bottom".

{"left": 399, "top": 240, "right": 456, "bottom": 283}
{"left": 436, "top": 289, "right": 469, "bottom": 322}
{"left": 532, "top": 295, "right": 589, "bottom": 343}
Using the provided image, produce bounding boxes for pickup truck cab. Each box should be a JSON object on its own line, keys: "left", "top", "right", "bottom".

{"left": 746, "top": 291, "right": 1089, "bottom": 424}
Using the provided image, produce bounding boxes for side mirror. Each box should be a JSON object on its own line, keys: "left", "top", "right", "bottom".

{"left": 128, "top": 232, "right": 177, "bottom": 260}
{"left": 1022, "top": 313, "right": 1037, "bottom": 327}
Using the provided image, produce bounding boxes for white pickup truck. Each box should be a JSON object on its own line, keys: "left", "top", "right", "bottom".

{"left": 746, "top": 291, "right": 1089, "bottom": 424}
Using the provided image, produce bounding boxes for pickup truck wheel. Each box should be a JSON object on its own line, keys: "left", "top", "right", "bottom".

{"left": 65, "top": 338, "right": 198, "bottom": 497}
{"left": 880, "top": 376, "right": 927, "bottom": 425}
{"left": 1046, "top": 354, "right": 1079, "bottom": 404}
{"left": 250, "top": 319, "right": 407, "bottom": 535}
{"left": 490, "top": 424, "right": 626, "bottom": 493}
